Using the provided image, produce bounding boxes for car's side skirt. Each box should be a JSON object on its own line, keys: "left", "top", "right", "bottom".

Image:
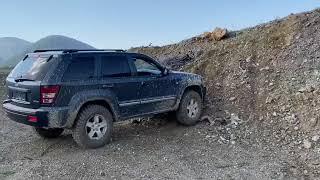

{"left": 118, "top": 95, "right": 177, "bottom": 107}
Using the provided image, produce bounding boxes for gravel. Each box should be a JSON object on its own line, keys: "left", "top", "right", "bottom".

{"left": 1, "top": 113, "right": 314, "bottom": 179}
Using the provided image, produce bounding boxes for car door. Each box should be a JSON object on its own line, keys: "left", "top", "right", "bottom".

{"left": 58, "top": 54, "right": 100, "bottom": 107}
{"left": 128, "top": 54, "right": 178, "bottom": 115}
{"left": 98, "top": 54, "right": 141, "bottom": 118}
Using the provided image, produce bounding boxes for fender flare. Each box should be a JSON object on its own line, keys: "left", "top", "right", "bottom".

{"left": 63, "top": 89, "right": 119, "bottom": 128}
{"left": 174, "top": 83, "right": 205, "bottom": 110}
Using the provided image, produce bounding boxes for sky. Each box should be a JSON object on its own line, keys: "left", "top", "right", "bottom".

{"left": 0, "top": 0, "right": 319, "bottom": 49}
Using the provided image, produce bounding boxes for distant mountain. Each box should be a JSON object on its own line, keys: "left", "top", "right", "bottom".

{"left": 0, "top": 37, "right": 31, "bottom": 63}
{"left": 28, "top": 35, "right": 94, "bottom": 51}
{"left": 3, "top": 35, "right": 95, "bottom": 67}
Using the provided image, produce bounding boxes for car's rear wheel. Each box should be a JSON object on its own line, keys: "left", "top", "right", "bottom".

{"left": 176, "top": 90, "right": 203, "bottom": 126}
{"left": 33, "top": 127, "right": 64, "bottom": 138}
{"left": 72, "top": 105, "right": 113, "bottom": 149}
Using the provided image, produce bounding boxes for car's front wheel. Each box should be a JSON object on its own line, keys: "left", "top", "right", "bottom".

{"left": 33, "top": 127, "right": 64, "bottom": 138}
{"left": 176, "top": 90, "right": 203, "bottom": 126}
{"left": 72, "top": 105, "right": 113, "bottom": 149}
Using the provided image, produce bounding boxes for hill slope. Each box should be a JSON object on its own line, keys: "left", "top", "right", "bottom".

{"left": 0, "top": 37, "right": 31, "bottom": 63}
{"left": 132, "top": 8, "right": 320, "bottom": 164}
{"left": 5, "top": 35, "right": 95, "bottom": 67}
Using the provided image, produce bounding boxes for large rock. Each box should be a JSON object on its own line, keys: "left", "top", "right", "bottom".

{"left": 202, "top": 28, "right": 228, "bottom": 41}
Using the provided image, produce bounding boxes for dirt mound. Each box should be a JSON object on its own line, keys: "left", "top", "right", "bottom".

{"left": 130, "top": 8, "right": 320, "bottom": 176}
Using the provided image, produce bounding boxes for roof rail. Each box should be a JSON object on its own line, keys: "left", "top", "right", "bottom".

{"left": 33, "top": 49, "right": 126, "bottom": 53}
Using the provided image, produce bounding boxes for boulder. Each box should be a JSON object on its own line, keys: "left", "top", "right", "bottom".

{"left": 202, "top": 28, "right": 228, "bottom": 41}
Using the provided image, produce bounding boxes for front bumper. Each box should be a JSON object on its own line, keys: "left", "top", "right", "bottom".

{"left": 201, "top": 85, "right": 207, "bottom": 101}
{"left": 3, "top": 102, "right": 69, "bottom": 128}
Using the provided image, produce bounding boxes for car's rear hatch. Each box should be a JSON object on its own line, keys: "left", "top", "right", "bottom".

{"left": 6, "top": 53, "right": 57, "bottom": 109}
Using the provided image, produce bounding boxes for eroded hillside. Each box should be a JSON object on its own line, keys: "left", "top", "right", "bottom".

{"left": 131, "top": 9, "right": 320, "bottom": 175}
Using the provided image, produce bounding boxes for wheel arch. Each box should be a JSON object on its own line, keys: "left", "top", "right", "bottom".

{"left": 65, "top": 97, "right": 119, "bottom": 128}
{"left": 75, "top": 99, "right": 118, "bottom": 123}
{"left": 62, "top": 89, "right": 120, "bottom": 128}
{"left": 183, "top": 85, "right": 204, "bottom": 99}
{"left": 174, "top": 84, "right": 205, "bottom": 110}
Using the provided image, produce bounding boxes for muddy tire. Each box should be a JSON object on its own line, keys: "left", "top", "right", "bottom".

{"left": 33, "top": 127, "right": 64, "bottom": 138}
{"left": 176, "top": 90, "right": 203, "bottom": 126}
{"left": 72, "top": 105, "right": 113, "bottom": 149}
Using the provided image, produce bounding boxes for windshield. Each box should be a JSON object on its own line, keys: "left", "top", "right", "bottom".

{"left": 8, "top": 54, "right": 55, "bottom": 81}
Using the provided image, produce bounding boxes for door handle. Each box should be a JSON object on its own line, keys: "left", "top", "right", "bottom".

{"left": 102, "top": 84, "right": 114, "bottom": 88}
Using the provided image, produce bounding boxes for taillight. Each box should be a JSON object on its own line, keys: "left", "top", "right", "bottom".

{"left": 40, "top": 85, "right": 60, "bottom": 104}
{"left": 28, "top": 115, "right": 38, "bottom": 122}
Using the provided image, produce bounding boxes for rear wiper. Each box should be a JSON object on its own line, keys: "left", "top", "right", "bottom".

{"left": 47, "top": 55, "right": 53, "bottom": 62}
{"left": 22, "top": 55, "right": 28, "bottom": 61}
{"left": 14, "top": 78, "right": 35, "bottom": 82}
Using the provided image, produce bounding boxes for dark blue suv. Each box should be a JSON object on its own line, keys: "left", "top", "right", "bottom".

{"left": 3, "top": 49, "right": 206, "bottom": 148}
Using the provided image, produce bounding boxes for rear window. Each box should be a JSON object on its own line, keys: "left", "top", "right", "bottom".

{"left": 8, "top": 54, "right": 55, "bottom": 81}
{"left": 101, "top": 55, "right": 131, "bottom": 78}
{"left": 62, "top": 56, "right": 95, "bottom": 81}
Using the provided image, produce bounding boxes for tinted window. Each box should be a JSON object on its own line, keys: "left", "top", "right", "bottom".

{"left": 9, "top": 54, "right": 55, "bottom": 81}
{"left": 133, "top": 58, "right": 161, "bottom": 76}
{"left": 62, "top": 57, "right": 95, "bottom": 81}
{"left": 101, "top": 56, "right": 131, "bottom": 77}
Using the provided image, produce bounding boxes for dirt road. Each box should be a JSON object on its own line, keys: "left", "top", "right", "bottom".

{"left": 0, "top": 70, "right": 316, "bottom": 180}
{"left": 0, "top": 114, "right": 303, "bottom": 180}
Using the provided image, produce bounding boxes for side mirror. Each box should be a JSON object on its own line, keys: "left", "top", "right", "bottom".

{"left": 163, "top": 68, "right": 170, "bottom": 76}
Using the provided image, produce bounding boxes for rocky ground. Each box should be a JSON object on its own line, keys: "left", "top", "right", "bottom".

{"left": 0, "top": 111, "right": 303, "bottom": 180}
{"left": 1, "top": 8, "right": 320, "bottom": 180}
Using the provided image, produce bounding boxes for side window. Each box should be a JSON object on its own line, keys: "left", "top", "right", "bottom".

{"left": 133, "top": 57, "right": 161, "bottom": 76}
{"left": 62, "top": 57, "right": 95, "bottom": 82}
{"left": 101, "top": 55, "right": 131, "bottom": 78}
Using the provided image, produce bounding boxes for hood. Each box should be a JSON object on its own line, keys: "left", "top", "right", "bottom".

{"left": 170, "top": 70, "right": 203, "bottom": 82}
{"left": 171, "top": 70, "right": 200, "bottom": 77}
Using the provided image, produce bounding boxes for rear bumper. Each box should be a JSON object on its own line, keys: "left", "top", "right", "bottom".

{"left": 3, "top": 102, "right": 69, "bottom": 128}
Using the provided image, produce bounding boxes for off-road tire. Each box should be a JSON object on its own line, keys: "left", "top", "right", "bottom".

{"left": 33, "top": 127, "right": 64, "bottom": 138}
{"left": 72, "top": 105, "right": 113, "bottom": 149}
{"left": 176, "top": 90, "right": 203, "bottom": 126}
